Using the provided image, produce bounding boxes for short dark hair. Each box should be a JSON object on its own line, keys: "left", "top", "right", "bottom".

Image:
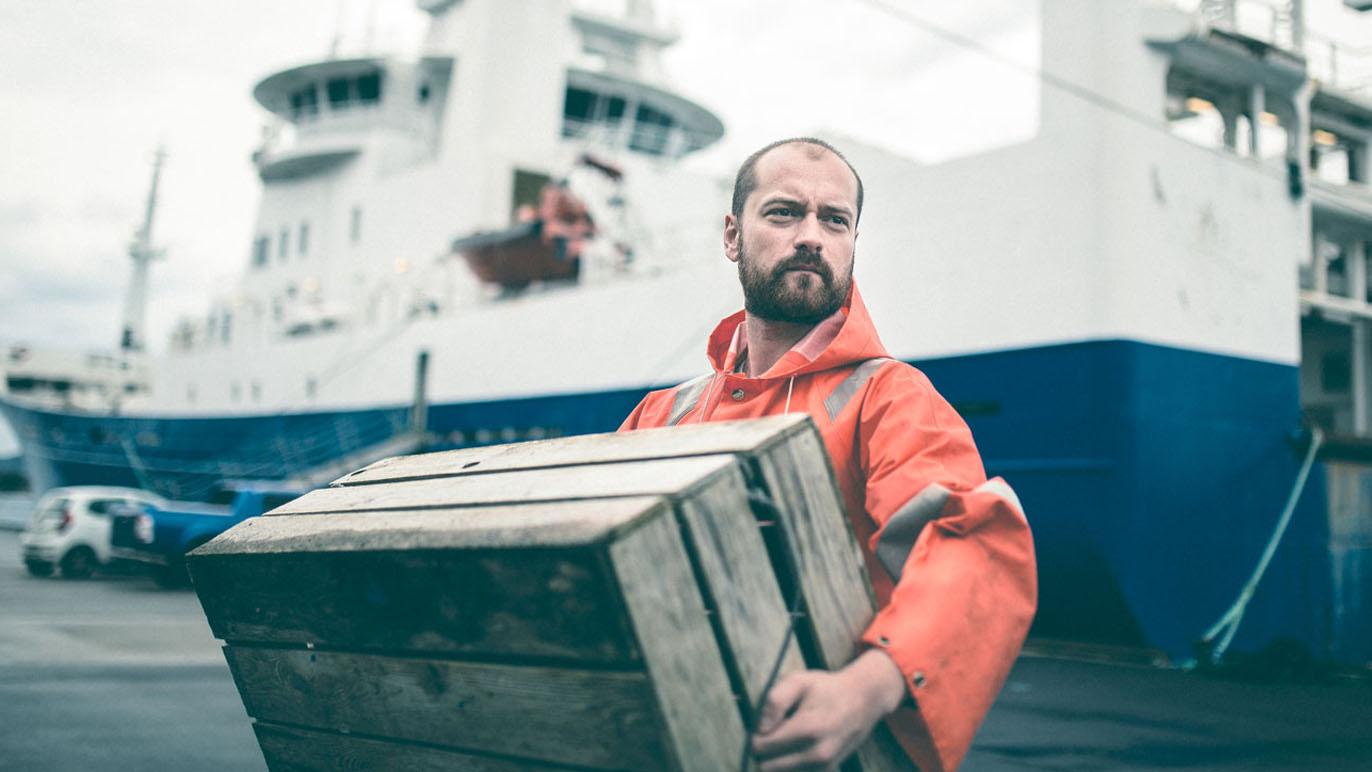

{"left": 730, "top": 137, "right": 864, "bottom": 223}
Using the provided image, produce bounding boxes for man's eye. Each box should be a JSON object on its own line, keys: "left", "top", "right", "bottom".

{"left": 767, "top": 207, "right": 794, "bottom": 218}
{"left": 828, "top": 215, "right": 849, "bottom": 226}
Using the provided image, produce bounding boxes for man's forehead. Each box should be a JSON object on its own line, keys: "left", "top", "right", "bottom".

{"left": 751, "top": 143, "right": 858, "bottom": 208}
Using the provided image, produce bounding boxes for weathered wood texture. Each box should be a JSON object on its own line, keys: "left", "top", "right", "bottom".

{"left": 672, "top": 464, "right": 805, "bottom": 710}
{"left": 193, "top": 416, "right": 912, "bottom": 771}
{"left": 254, "top": 723, "right": 584, "bottom": 772}
{"left": 273, "top": 455, "right": 739, "bottom": 516}
{"left": 226, "top": 647, "right": 665, "bottom": 768}
{"left": 194, "top": 543, "right": 641, "bottom": 662}
{"left": 331, "top": 415, "right": 820, "bottom": 487}
{"left": 608, "top": 507, "right": 744, "bottom": 772}
{"left": 195, "top": 497, "right": 666, "bottom": 554}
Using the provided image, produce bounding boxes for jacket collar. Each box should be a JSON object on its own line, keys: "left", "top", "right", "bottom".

{"left": 706, "top": 282, "right": 891, "bottom": 379}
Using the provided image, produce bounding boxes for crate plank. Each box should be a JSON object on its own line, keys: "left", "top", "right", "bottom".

{"left": 194, "top": 544, "right": 640, "bottom": 663}
{"left": 254, "top": 722, "right": 579, "bottom": 772}
{"left": 194, "top": 497, "right": 665, "bottom": 556}
{"left": 226, "top": 646, "right": 665, "bottom": 769}
{"left": 609, "top": 509, "right": 744, "bottom": 772}
{"left": 332, "top": 415, "right": 813, "bottom": 487}
{"left": 671, "top": 463, "right": 805, "bottom": 713}
{"left": 273, "top": 455, "right": 738, "bottom": 516}
{"left": 752, "top": 427, "right": 874, "bottom": 668}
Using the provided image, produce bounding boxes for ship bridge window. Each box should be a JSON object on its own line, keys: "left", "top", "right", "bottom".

{"left": 327, "top": 72, "right": 384, "bottom": 111}
{"left": 252, "top": 236, "right": 269, "bottom": 268}
{"left": 279, "top": 228, "right": 289, "bottom": 261}
{"left": 289, "top": 85, "right": 320, "bottom": 120}
{"left": 562, "top": 86, "right": 627, "bottom": 138}
{"left": 357, "top": 72, "right": 381, "bottom": 103}
{"left": 630, "top": 104, "right": 675, "bottom": 155}
{"left": 327, "top": 78, "right": 352, "bottom": 109}
{"left": 299, "top": 222, "right": 310, "bottom": 256}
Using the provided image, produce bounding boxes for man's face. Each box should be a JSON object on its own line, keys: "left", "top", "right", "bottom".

{"left": 724, "top": 143, "right": 859, "bottom": 324}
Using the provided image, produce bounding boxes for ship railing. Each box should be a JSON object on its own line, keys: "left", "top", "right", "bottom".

{"left": 1305, "top": 30, "right": 1372, "bottom": 95}
{"left": 257, "top": 101, "right": 438, "bottom": 163}
{"left": 1187, "top": 0, "right": 1302, "bottom": 51}
{"left": 561, "top": 116, "right": 712, "bottom": 159}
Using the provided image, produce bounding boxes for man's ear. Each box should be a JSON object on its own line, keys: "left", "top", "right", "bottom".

{"left": 723, "top": 214, "right": 741, "bottom": 264}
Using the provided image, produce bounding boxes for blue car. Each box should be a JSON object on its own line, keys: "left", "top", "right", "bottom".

{"left": 110, "top": 481, "right": 305, "bottom": 587}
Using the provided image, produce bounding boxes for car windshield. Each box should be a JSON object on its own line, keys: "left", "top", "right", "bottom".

{"left": 31, "top": 496, "right": 67, "bottom": 524}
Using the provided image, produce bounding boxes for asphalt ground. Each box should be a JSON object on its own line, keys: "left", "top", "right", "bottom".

{"left": 0, "top": 528, "right": 1368, "bottom": 771}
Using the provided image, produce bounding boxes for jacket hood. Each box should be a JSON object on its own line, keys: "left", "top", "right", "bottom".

{"left": 706, "top": 282, "right": 891, "bottom": 379}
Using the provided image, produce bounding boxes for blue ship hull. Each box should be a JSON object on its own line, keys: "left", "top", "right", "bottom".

{"left": 3, "top": 339, "right": 1364, "bottom": 665}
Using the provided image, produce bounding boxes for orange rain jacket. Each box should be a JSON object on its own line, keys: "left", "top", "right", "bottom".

{"left": 620, "top": 284, "right": 1037, "bottom": 771}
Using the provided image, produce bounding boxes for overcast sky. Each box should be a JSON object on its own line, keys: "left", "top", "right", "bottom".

{"left": 2, "top": 0, "right": 1370, "bottom": 458}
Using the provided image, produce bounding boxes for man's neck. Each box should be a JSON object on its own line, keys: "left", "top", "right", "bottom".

{"left": 742, "top": 314, "right": 815, "bottom": 378}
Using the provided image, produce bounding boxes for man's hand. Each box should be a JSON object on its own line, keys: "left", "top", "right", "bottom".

{"left": 750, "top": 648, "right": 907, "bottom": 771}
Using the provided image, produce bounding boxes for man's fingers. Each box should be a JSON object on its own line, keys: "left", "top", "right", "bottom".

{"left": 755, "top": 673, "right": 811, "bottom": 736}
{"left": 753, "top": 711, "right": 820, "bottom": 758}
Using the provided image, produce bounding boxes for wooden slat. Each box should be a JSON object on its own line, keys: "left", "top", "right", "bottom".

{"left": 227, "top": 647, "right": 665, "bottom": 769}
{"left": 671, "top": 463, "right": 805, "bottom": 713}
{"left": 331, "top": 415, "right": 811, "bottom": 487}
{"left": 752, "top": 425, "right": 916, "bottom": 771}
{"left": 253, "top": 722, "right": 581, "bottom": 772}
{"left": 273, "top": 455, "right": 739, "bottom": 516}
{"left": 194, "top": 497, "right": 665, "bottom": 557}
{"left": 192, "top": 543, "right": 640, "bottom": 663}
{"left": 609, "top": 508, "right": 744, "bottom": 772}
{"left": 753, "top": 427, "right": 875, "bottom": 668}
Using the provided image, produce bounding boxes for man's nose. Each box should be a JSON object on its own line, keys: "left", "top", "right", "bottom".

{"left": 794, "top": 212, "right": 824, "bottom": 253}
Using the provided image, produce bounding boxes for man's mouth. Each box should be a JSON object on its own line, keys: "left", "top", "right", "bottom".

{"left": 782, "top": 264, "right": 827, "bottom": 280}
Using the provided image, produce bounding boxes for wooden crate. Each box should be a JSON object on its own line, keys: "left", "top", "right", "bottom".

{"left": 190, "top": 414, "right": 913, "bottom": 771}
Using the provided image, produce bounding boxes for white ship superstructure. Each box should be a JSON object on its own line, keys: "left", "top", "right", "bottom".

{"left": 154, "top": 0, "right": 728, "bottom": 417}
{"left": 3, "top": 0, "right": 1371, "bottom": 667}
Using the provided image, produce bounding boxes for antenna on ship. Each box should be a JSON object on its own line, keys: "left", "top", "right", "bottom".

{"left": 329, "top": 0, "right": 346, "bottom": 58}
{"left": 120, "top": 146, "right": 167, "bottom": 353}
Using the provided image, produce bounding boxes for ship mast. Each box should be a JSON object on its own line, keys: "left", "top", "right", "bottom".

{"left": 120, "top": 147, "right": 166, "bottom": 353}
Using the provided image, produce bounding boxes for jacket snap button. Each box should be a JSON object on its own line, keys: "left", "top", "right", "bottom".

{"left": 731, "top": 388, "right": 746, "bottom": 401}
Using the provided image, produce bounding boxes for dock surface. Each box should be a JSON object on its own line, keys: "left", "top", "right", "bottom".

{"left": 0, "top": 529, "right": 1368, "bottom": 771}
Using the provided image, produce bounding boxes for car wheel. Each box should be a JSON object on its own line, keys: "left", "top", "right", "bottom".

{"left": 59, "top": 546, "right": 98, "bottom": 579}
{"left": 25, "top": 560, "right": 55, "bottom": 577}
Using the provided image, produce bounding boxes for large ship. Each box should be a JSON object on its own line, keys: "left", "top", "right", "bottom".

{"left": 3, "top": 0, "right": 1370, "bottom": 667}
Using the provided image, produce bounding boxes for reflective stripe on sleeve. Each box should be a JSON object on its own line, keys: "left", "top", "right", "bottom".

{"left": 874, "top": 483, "right": 951, "bottom": 581}
{"left": 978, "top": 477, "right": 1026, "bottom": 519}
{"left": 667, "top": 374, "right": 714, "bottom": 426}
{"left": 823, "top": 357, "right": 895, "bottom": 422}
{"left": 874, "top": 479, "right": 1027, "bottom": 580}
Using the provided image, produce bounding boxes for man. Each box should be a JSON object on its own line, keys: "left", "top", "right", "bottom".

{"left": 620, "top": 138, "right": 1037, "bottom": 771}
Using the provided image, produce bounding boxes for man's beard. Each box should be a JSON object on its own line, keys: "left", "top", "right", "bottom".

{"left": 737, "top": 243, "right": 852, "bottom": 324}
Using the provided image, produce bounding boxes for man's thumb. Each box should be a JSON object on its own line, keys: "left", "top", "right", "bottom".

{"left": 755, "top": 672, "right": 809, "bottom": 735}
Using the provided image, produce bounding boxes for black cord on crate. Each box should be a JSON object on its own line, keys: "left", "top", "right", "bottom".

{"left": 738, "top": 486, "right": 808, "bottom": 772}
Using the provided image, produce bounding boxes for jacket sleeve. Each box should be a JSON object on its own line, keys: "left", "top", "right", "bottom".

{"left": 856, "top": 365, "right": 1037, "bottom": 772}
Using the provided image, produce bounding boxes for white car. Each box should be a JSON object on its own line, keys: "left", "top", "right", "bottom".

{"left": 19, "top": 486, "right": 166, "bottom": 578}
